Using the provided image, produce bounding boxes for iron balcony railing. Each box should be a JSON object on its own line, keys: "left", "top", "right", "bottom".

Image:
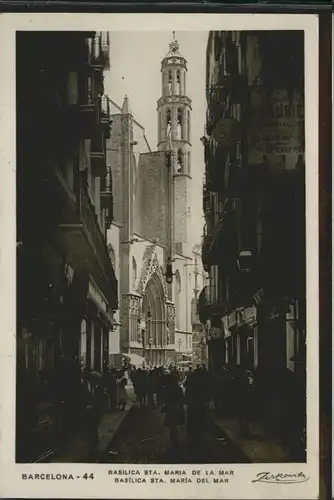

{"left": 78, "top": 185, "right": 117, "bottom": 296}
{"left": 101, "top": 94, "right": 112, "bottom": 139}
{"left": 88, "top": 33, "right": 110, "bottom": 69}
{"left": 197, "top": 285, "right": 226, "bottom": 322}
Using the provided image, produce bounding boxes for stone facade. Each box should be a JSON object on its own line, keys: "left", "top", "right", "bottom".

{"left": 105, "top": 35, "right": 193, "bottom": 367}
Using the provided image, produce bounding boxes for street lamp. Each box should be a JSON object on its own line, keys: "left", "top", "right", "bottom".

{"left": 164, "top": 256, "right": 175, "bottom": 285}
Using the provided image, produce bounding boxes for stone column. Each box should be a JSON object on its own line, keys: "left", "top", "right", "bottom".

{"left": 162, "top": 70, "right": 169, "bottom": 96}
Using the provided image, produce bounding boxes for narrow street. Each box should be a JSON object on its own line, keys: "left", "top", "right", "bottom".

{"left": 99, "top": 403, "right": 250, "bottom": 464}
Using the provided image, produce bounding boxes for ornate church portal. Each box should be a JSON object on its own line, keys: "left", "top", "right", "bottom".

{"left": 142, "top": 273, "right": 167, "bottom": 366}
{"left": 127, "top": 249, "right": 176, "bottom": 367}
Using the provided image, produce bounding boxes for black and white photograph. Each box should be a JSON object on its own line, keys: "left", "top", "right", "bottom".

{"left": 0, "top": 13, "right": 320, "bottom": 500}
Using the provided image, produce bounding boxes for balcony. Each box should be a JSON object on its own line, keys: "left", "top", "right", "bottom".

{"left": 90, "top": 133, "right": 106, "bottom": 178}
{"left": 55, "top": 174, "right": 118, "bottom": 308}
{"left": 100, "top": 166, "right": 114, "bottom": 226}
{"left": 213, "top": 116, "right": 241, "bottom": 146}
{"left": 76, "top": 103, "right": 98, "bottom": 138}
{"left": 100, "top": 32, "right": 110, "bottom": 70}
{"left": 227, "top": 161, "right": 244, "bottom": 199}
{"left": 88, "top": 33, "right": 110, "bottom": 70}
{"left": 70, "top": 81, "right": 99, "bottom": 139}
{"left": 197, "top": 286, "right": 226, "bottom": 324}
{"left": 201, "top": 226, "right": 212, "bottom": 271}
{"left": 203, "top": 189, "right": 212, "bottom": 216}
{"left": 204, "top": 145, "right": 228, "bottom": 193}
{"left": 101, "top": 95, "right": 112, "bottom": 139}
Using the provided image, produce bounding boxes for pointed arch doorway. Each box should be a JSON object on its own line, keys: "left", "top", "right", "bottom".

{"left": 142, "top": 272, "right": 166, "bottom": 366}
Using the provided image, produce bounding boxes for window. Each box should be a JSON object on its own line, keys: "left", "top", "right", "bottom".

{"left": 166, "top": 109, "right": 171, "bottom": 137}
{"left": 177, "top": 149, "right": 183, "bottom": 172}
{"left": 176, "top": 70, "right": 181, "bottom": 94}
{"left": 187, "top": 110, "right": 191, "bottom": 142}
{"left": 176, "top": 108, "right": 182, "bottom": 139}
{"left": 80, "top": 319, "right": 87, "bottom": 366}
{"left": 168, "top": 71, "right": 172, "bottom": 94}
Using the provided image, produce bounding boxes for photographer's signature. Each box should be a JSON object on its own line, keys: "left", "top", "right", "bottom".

{"left": 252, "top": 472, "right": 310, "bottom": 485}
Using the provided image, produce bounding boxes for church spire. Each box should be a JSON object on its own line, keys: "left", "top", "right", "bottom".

{"left": 121, "top": 94, "right": 131, "bottom": 114}
{"left": 164, "top": 31, "right": 182, "bottom": 59}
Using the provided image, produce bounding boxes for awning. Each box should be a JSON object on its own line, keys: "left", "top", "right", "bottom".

{"left": 122, "top": 353, "right": 145, "bottom": 367}
{"left": 182, "top": 353, "right": 192, "bottom": 359}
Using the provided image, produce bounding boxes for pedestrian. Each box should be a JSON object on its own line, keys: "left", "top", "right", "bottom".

{"left": 185, "top": 367, "right": 212, "bottom": 445}
{"left": 107, "top": 367, "right": 117, "bottom": 410}
{"left": 147, "top": 369, "right": 156, "bottom": 407}
{"left": 161, "top": 372, "right": 185, "bottom": 461}
{"left": 81, "top": 370, "right": 105, "bottom": 449}
{"left": 235, "top": 366, "right": 254, "bottom": 436}
{"left": 136, "top": 368, "right": 147, "bottom": 408}
{"left": 116, "top": 370, "right": 128, "bottom": 411}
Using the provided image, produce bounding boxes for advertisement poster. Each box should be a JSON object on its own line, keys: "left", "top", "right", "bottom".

{"left": 248, "top": 87, "right": 305, "bottom": 171}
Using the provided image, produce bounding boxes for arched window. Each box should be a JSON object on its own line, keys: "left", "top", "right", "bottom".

{"left": 174, "top": 270, "right": 181, "bottom": 329}
{"left": 80, "top": 319, "right": 87, "bottom": 366}
{"left": 168, "top": 71, "right": 172, "bottom": 94}
{"left": 187, "top": 110, "right": 191, "bottom": 142}
{"left": 176, "top": 70, "right": 181, "bottom": 94}
{"left": 177, "top": 149, "right": 183, "bottom": 173}
{"left": 132, "top": 256, "right": 137, "bottom": 288}
{"left": 166, "top": 109, "right": 171, "bottom": 137}
{"left": 176, "top": 108, "right": 182, "bottom": 140}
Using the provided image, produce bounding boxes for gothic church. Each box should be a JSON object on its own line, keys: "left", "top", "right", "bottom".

{"left": 107, "top": 34, "right": 194, "bottom": 366}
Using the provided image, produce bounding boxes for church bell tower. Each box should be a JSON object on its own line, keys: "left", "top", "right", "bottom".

{"left": 157, "top": 32, "right": 192, "bottom": 256}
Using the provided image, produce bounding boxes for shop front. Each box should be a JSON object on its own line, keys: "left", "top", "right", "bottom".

{"left": 237, "top": 306, "right": 257, "bottom": 370}
{"left": 207, "top": 318, "right": 224, "bottom": 372}
{"left": 16, "top": 248, "right": 72, "bottom": 463}
{"left": 79, "top": 277, "right": 113, "bottom": 373}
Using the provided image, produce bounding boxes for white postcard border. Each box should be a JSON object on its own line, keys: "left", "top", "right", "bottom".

{"left": 0, "top": 13, "right": 319, "bottom": 500}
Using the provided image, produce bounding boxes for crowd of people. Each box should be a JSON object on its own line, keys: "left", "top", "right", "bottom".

{"left": 127, "top": 363, "right": 305, "bottom": 460}
{"left": 16, "top": 355, "right": 306, "bottom": 462}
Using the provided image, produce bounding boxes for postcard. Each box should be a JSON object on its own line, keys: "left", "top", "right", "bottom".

{"left": 0, "top": 12, "right": 319, "bottom": 500}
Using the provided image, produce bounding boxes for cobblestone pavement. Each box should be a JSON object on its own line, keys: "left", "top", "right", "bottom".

{"left": 100, "top": 404, "right": 250, "bottom": 464}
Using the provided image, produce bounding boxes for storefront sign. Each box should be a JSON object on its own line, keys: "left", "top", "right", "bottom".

{"left": 248, "top": 87, "right": 304, "bottom": 171}
{"left": 88, "top": 279, "right": 108, "bottom": 312}
{"left": 228, "top": 312, "right": 236, "bottom": 328}
{"left": 243, "top": 306, "right": 257, "bottom": 325}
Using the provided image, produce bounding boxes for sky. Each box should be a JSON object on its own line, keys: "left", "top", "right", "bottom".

{"left": 104, "top": 31, "right": 208, "bottom": 247}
